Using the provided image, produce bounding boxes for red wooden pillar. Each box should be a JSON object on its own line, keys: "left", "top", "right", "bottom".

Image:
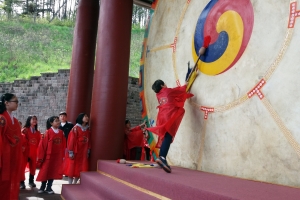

{"left": 89, "top": 0, "right": 133, "bottom": 170}
{"left": 66, "top": 0, "right": 99, "bottom": 124}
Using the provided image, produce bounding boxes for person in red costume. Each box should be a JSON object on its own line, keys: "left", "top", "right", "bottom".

{"left": 64, "top": 113, "right": 91, "bottom": 184}
{"left": 0, "top": 93, "right": 22, "bottom": 200}
{"left": 19, "top": 121, "right": 29, "bottom": 190}
{"left": 36, "top": 116, "right": 66, "bottom": 194}
{"left": 147, "top": 80, "right": 193, "bottom": 173}
{"left": 124, "top": 120, "right": 146, "bottom": 160}
{"left": 20, "top": 115, "right": 41, "bottom": 189}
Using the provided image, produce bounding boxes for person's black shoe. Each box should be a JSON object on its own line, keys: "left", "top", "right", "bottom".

{"left": 20, "top": 182, "right": 26, "bottom": 189}
{"left": 156, "top": 156, "right": 171, "bottom": 173}
{"left": 45, "top": 188, "right": 54, "bottom": 194}
{"left": 29, "top": 174, "right": 36, "bottom": 186}
{"left": 37, "top": 189, "right": 45, "bottom": 194}
{"left": 38, "top": 183, "right": 46, "bottom": 193}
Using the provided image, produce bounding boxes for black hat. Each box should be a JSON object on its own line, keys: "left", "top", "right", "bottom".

{"left": 59, "top": 111, "right": 67, "bottom": 116}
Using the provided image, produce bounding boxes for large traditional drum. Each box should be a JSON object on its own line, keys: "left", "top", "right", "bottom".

{"left": 140, "top": 0, "right": 300, "bottom": 187}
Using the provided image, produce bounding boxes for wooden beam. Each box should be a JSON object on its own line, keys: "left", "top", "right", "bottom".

{"left": 133, "top": 0, "right": 152, "bottom": 9}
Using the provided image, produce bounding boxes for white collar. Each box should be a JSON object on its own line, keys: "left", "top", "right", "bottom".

{"left": 76, "top": 123, "right": 89, "bottom": 131}
{"left": 51, "top": 127, "right": 59, "bottom": 133}
{"left": 7, "top": 111, "right": 14, "bottom": 124}
{"left": 31, "top": 127, "right": 35, "bottom": 133}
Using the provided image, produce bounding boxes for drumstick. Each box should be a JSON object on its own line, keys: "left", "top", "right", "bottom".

{"left": 186, "top": 35, "right": 211, "bottom": 83}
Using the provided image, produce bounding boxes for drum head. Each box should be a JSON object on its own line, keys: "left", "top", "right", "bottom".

{"left": 141, "top": 0, "right": 300, "bottom": 187}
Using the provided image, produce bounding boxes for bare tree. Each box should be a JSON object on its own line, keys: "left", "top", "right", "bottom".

{"left": 132, "top": 4, "right": 149, "bottom": 27}
{"left": 49, "top": 0, "right": 66, "bottom": 22}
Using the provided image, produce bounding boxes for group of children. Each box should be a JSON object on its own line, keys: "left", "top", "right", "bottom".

{"left": 1, "top": 48, "right": 207, "bottom": 199}
{"left": 0, "top": 36, "right": 210, "bottom": 199}
{"left": 0, "top": 80, "right": 197, "bottom": 199}
{"left": 0, "top": 80, "right": 192, "bottom": 199}
{"left": 0, "top": 93, "right": 91, "bottom": 199}
{"left": 32, "top": 113, "right": 91, "bottom": 194}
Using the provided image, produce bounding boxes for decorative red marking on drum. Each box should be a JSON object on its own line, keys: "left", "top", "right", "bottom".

{"left": 176, "top": 79, "right": 181, "bottom": 86}
{"left": 200, "top": 106, "right": 214, "bottom": 120}
{"left": 187, "top": 0, "right": 191, "bottom": 4}
{"left": 288, "top": 2, "right": 300, "bottom": 28}
{"left": 170, "top": 37, "right": 177, "bottom": 53}
{"left": 247, "top": 79, "right": 266, "bottom": 100}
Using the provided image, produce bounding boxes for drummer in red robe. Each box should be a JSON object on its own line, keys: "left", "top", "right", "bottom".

{"left": 124, "top": 120, "right": 146, "bottom": 160}
{"left": 20, "top": 115, "right": 41, "bottom": 188}
{"left": 64, "top": 113, "right": 91, "bottom": 184}
{"left": 36, "top": 116, "right": 66, "bottom": 194}
{"left": 0, "top": 93, "right": 23, "bottom": 200}
{"left": 147, "top": 80, "right": 193, "bottom": 173}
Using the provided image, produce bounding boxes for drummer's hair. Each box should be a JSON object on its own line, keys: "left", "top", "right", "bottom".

{"left": 152, "top": 79, "right": 165, "bottom": 93}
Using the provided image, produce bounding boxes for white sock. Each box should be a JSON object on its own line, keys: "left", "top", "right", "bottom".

{"left": 73, "top": 178, "right": 80, "bottom": 184}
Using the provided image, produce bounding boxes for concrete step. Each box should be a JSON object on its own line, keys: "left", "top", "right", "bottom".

{"left": 61, "top": 171, "right": 157, "bottom": 200}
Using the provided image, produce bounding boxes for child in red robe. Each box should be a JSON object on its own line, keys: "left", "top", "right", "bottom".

{"left": 0, "top": 93, "right": 23, "bottom": 200}
{"left": 147, "top": 80, "right": 193, "bottom": 173}
{"left": 36, "top": 116, "right": 66, "bottom": 194}
{"left": 124, "top": 120, "right": 146, "bottom": 160}
{"left": 64, "top": 113, "right": 91, "bottom": 184}
{"left": 20, "top": 115, "right": 41, "bottom": 188}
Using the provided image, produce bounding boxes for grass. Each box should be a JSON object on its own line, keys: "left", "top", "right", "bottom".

{"left": 0, "top": 20, "right": 145, "bottom": 83}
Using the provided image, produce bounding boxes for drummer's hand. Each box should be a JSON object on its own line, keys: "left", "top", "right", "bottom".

{"left": 140, "top": 121, "right": 146, "bottom": 128}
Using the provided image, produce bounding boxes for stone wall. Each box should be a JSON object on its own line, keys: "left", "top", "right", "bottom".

{"left": 0, "top": 69, "right": 142, "bottom": 133}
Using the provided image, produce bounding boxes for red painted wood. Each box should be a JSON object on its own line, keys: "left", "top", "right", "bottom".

{"left": 89, "top": 0, "right": 133, "bottom": 170}
{"left": 66, "top": 0, "right": 99, "bottom": 124}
